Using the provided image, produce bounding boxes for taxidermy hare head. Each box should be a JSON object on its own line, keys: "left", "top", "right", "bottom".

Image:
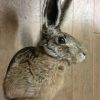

{"left": 40, "top": 0, "right": 87, "bottom": 64}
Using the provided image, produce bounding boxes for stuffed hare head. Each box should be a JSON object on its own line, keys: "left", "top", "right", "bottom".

{"left": 41, "top": 0, "right": 87, "bottom": 64}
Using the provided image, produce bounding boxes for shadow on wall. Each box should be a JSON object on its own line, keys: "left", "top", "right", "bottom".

{"left": 20, "top": 26, "right": 34, "bottom": 48}
{"left": 0, "top": 7, "right": 18, "bottom": 49}
{"left": 1, "top": 7, "right": 35, "bottom": 50}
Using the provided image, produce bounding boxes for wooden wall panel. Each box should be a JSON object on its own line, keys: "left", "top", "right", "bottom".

{"left": 93, "top": 34, "right": 100, "bottom": 100}
{"left": 94, "top": 0, "right": 100, "bottom": 33}
{"left": 72, "top": 0, "right": 93, "bottom": 100}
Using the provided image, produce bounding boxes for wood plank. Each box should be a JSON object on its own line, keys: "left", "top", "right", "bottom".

{"left": 72, "top": 0, "right": 93, "bottom": 100}
{"left": 93, "top": 34, "right": 100, "bottom": 100}
{"left": 94, "top": 0, "right": 100, "bottom": 33}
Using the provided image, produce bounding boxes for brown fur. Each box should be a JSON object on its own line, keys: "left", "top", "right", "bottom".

{"left": 4, "top": 47, "right": 67, "bottom": 100}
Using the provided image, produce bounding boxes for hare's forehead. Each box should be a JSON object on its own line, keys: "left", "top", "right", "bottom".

{"left": 47, "top": 27, "right": 60, "bottom": 34}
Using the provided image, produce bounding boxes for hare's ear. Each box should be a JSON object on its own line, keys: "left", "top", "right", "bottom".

{"left": 43, "top": 0, "right": 61, "bottom": 27}
{"left": 59, "top": 0, "right": 72, "bottom": 25}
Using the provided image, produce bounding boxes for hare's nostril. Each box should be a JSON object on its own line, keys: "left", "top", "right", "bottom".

{"left": 77, "top": 53, "right": 86, "bottom": 63}
{"left": 83, "top": 52, "right": 86, "bottom": 56}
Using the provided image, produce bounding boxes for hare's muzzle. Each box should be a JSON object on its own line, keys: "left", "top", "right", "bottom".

{"left": 76, "top": 52, "right": 86, "bottom": 63}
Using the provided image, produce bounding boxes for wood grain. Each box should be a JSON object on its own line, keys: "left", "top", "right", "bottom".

{"left": 94, "top": 0, "right": 100, "bottom": 33}
{"left": 72, "top": 0, "right": 93, "bottom": 100}
{"left": 93, "top": 34, "right": 100, "bottom": 100}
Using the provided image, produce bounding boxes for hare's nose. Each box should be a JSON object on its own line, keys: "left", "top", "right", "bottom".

{"left": 83, "top": 52, "right": 86, "bottom": 56}
{"left": 77, "top": 53, "right": 86, "bottom": 63}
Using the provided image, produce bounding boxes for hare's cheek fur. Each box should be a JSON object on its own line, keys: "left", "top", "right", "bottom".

{"left": 43, "top": 45, "right": 58, "bottom": 57}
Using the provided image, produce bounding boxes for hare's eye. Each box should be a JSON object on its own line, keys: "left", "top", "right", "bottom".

{"left": 58, "top": 37, "right": 65, "bottom": 44}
